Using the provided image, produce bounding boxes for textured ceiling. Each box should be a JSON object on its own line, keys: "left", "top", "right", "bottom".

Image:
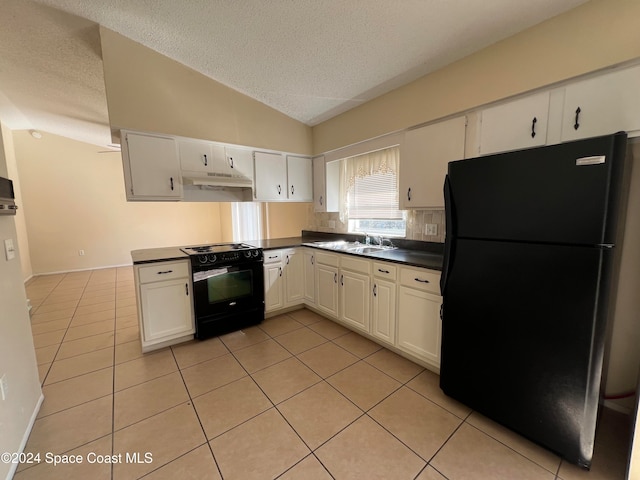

{"left": 0, "top": 0, "right": 589, "bottom": 148}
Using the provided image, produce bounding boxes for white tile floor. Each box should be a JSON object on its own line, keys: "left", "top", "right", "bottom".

{"left": 16, "top": 267, "right": 633, "bottom": 479}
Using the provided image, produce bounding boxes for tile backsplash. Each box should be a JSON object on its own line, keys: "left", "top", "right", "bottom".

{"left": 306, "top": 205, "right": 446, "bottom": 243}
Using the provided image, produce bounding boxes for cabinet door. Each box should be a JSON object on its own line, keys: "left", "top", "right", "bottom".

{"left": 479, "top": 92, "right": 550, "bottom": 155}
{"left": 372, "top": 278, "right": 396, "bottom": 345}
{"left": 287, "top": 155, "right": 313, "bottom": 201}
{"left": 316, "top": 264, "right": 338, "bottom": 319}
{"left": 561, "top": 65, "right": 640, "bottom": 141}
{"left": 400, "top": 116, "right": 466, "bottom": 208}
{"left": 180, "top": 141, "right": 229, "bottom": 176}
{"left": 140, "top": 278, "right": 193, "bottom": 342}
{"left": 123, "top": 131, "right": 182, "bottom": 200}
{"left": 254, "top": 152, "right": 287, "bottom": 201}
{"left": 313, "top": 155, "right": 326, "bottom": 212}
{"left": 303, "top": 250, "right": 316, "bottom": 304}
{"left": 284, "top": 249, "right": 304, "bottom": 306}
{"left": 397, "top": 286, "right": 442, "bottom": 368}
{"left": 339, "top": 270, "right": 370, "bottom": 334}
{"left": 225, "top": 146, "right": 255, "bottom": 184}
{"left": 264, "top": 263, "right": 284, "bottom": 312}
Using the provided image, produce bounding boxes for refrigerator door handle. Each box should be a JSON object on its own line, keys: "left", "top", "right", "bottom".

{"left": 440, "top": 174, "right": 454, "bottom": 296}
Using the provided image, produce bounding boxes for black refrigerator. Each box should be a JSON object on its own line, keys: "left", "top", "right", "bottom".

{"left": 439, "top": 132, "right": 629, "bottom": 468}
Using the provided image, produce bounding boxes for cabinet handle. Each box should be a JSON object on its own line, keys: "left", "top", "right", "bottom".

{"left": 286, "top": 255, "right": 290, "bottom": 265}
{"left": 574, "top": 107, "right": 581, "bottom": 130}
{"left": 203, "top": 154, "right": 208, "bottom": 166}
{"left": 268, "top": 255, "right": 278, "bottom": 259}
{"left": 319, "top": 195, "right": 323, "bottom": 206}
{"left": 277, "top": 184, "right": 282, "bottom": 195}
{"left": 185, "top": 283, "right": 189, "bottom": 296}
{"left": 415, "top": 277, "right": 430, "bottom": 283}
{"left": 170, "top": 177, "right": 174, "bottom": 191}
{"left": 157, "top": 270, "right": 173, "bottom": 275}
{"left": 340, "top": 274, "right": 344, "bottom": 286}
{"left": 311, "top": 256, "right": 314, "bottom": 265}
{"left": 531, "top": 117, "right": 537, "bottom": 138}
{"left": 229, "top": 157, "right": 234, "bottom": 169}
{"left": 291, "top": 185, "right": 295, "bottom": 195}
{"left": 407, "top": 187, "right": 411, "bottom": 201}
{"left": 279, "top": 267, "right": 282, "bottom": 277}
{"left": 334, "top": 273, "right": 337, "bottom": 283}
{"left": 373, "top": 284, "right": 377, "bottom": 297}
{"left": 378, "top": 268, "right": 390, "bottom": 274}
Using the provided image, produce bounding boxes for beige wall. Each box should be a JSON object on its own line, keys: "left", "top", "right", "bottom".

{"left": 99, "top": 27, "right": 312, "bottom": 156}
{"left": 2, "top": 123, "right": 32, "bottom": 280}
{"left": 313, "top": 0, "right": 640, "bottom": 154}
{"left": 265, "top": 203, "right": 310, "bottom": 239}
{"left": 0, "top": 123, "right": 42, "bottom": 480}
{"left": 14, "top": 131, "right": 226, "bottom": 274}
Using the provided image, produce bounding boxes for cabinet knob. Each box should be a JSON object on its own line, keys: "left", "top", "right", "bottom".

{"left": 574, "top": 107, "right": 581, "bottom": 130}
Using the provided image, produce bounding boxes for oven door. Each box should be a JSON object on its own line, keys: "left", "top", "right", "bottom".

{"left": 191, "top": 261, "right": 264, "bottom": 321}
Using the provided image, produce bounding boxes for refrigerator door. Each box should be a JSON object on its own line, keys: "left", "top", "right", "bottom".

{"left": 440, "top": 238, "right": 612, "bottom": 468}
{"left": 447, "top": 132, "right": 627, "bottom": 246}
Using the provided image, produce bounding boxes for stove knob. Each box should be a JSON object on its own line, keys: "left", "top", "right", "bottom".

{"left": 253, "top": 250, "right": 260, "bottom": 257}
{"left": 243, "top": 251, "right": 252, "bottom": 258}
{"left": 208, "top": 254, "right": 217, "bottom": 264}
{"left": 198, "top": 255, "right": 208, "bottom": 264}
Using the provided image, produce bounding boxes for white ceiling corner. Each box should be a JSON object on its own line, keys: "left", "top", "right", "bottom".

{"left": 0, "top": 0, "right": 589, "bottom": 148}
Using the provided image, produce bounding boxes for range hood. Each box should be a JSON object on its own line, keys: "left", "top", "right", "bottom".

{"left": 182, "top": 172, "right": 253, "bottom": 188}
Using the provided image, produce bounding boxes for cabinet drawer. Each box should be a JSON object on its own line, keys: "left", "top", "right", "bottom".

{"left": 264, "top": 250, "right": 283, "bottom": 264}
{"left": 316, "top": 251, "right": 339, "bottom": 267}
{"left": 138, "top": 261, "right": 190, "bottom": 284}
{"left": 340, "top": 255, "right": 370, "bottom": 274}
{"left": 373, "top": 262, "right": 397, "bottom": 280}
{"left": 399, "top": 267, "right": 441, "bottom": 295}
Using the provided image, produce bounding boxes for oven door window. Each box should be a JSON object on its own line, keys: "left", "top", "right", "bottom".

{"left": 206, "top": 269, "right": 253, "bottom": 304}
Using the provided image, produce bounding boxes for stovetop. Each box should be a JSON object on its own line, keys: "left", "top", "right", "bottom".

{"left": 181, "top": 243, "right": 256, "bottom": 255}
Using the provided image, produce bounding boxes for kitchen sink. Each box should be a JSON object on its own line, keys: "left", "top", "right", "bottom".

{"left": 347, "top": 245, "right": 390, "bottom": 254}
{"left": 304, "top": 240, "right": 396, "bottom": 255}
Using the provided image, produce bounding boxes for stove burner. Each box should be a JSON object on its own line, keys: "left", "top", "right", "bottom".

{"left": 181, "top": 243, "right": 255, "bottom": 255}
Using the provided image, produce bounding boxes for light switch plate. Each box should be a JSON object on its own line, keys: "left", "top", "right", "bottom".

{"left": 425, "top": 224, "right": 438, "bottom": 236}
{"left": 4, "top": 239, "right": 15, "bottom": 261}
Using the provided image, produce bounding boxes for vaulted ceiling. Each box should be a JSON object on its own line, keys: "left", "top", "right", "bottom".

{"left": 0, "top": 0, "right": 588, "bottom": 148}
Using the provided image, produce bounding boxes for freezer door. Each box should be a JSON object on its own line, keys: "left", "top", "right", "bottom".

{"left": 447, "top": 132, "right": 627, "bottom": 245}
{"left": 440, "top": 239, "right": 612, "bottom": 468}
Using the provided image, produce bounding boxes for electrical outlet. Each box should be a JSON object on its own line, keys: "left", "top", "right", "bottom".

{"left": 0, "top": 374, "right": 7, "bottom": 401}
{"left": 328, "top": 220, "right": 336, "bottom": 229}
{"left": 425, "top": 224, "right": 438, "bottom": 236}
{"left": 79, "top": 250, "right": 85, "bottom": 256}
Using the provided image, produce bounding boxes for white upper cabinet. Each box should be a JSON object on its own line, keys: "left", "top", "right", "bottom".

{"left": 400, "top": 116, "right": 466, "bottom": 209}
{"left": 122, "top": 131, "right": 182, "bottom": 201}
{"left": 287, "top": 155, "right": 313, "bottom": 202}
{"left": 560, "top": 65, "right": 640, "bottom": 141}
{"left": 254, "top": 151, "right": 287, "bottom": 201}
{"left": 254, "top": 152, "right": 313, "bottom": 202}
{"left": 313, "top": 155, "right": 326, "bottom": 212}
{"left": 224, "top": 146, "right": 255, "bottom": 185}
{"left": 179, "top": 140, "right": 229, "bottom": 176}
{"left": 479, "top": 92, "right": 550, "bottom": 155}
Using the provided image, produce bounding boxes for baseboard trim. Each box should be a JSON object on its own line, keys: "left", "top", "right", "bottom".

{"left": 604, "top": 399, "right": 633, "bottom": 415}
{"left": 5, "top": 393, "right": 44, "bottom": 480}
{"left": 30, "top": 263, "right": 133, "bottom": 277}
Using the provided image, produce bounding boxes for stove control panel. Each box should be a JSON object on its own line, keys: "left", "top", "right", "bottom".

{"left": 195, "top": 249, "right": 262, "bottom": 266}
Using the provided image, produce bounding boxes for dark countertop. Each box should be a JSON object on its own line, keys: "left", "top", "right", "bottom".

{"left": 132, "top": 232, "right": 444, "bottom": 271}
{"left": 131, "top": 247, "right": 188, "bottom": 264}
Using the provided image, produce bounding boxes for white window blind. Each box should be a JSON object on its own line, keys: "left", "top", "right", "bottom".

{"left": 231, "top": 202, "right": 262, "bottom": 241}
{"left": 341, "top": 146, "right": 405, "bottom": 236}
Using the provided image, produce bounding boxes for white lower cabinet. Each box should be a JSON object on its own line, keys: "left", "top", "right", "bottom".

{"left": 397, "top": 267, "right": 442, "bottom": 368}
{"left": 283, "top": 249, "right": 304, "bottom": 307}
{"left": 371, "top": 262, "right": 397, "bottom": 346}
{"left": 303, "top": 249, "right": 316, "bottom": 305}
{"left": 135, "top": 260, "right": 194, "bottom": 352}
{"left": 315, "top": 252, "right": 339, "bottom": 319}
{"left": 339, "top": 256, "right": 371, "bottom": 334}
{"left": 264, "top": 250, "right": 284, "bottom": 313}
